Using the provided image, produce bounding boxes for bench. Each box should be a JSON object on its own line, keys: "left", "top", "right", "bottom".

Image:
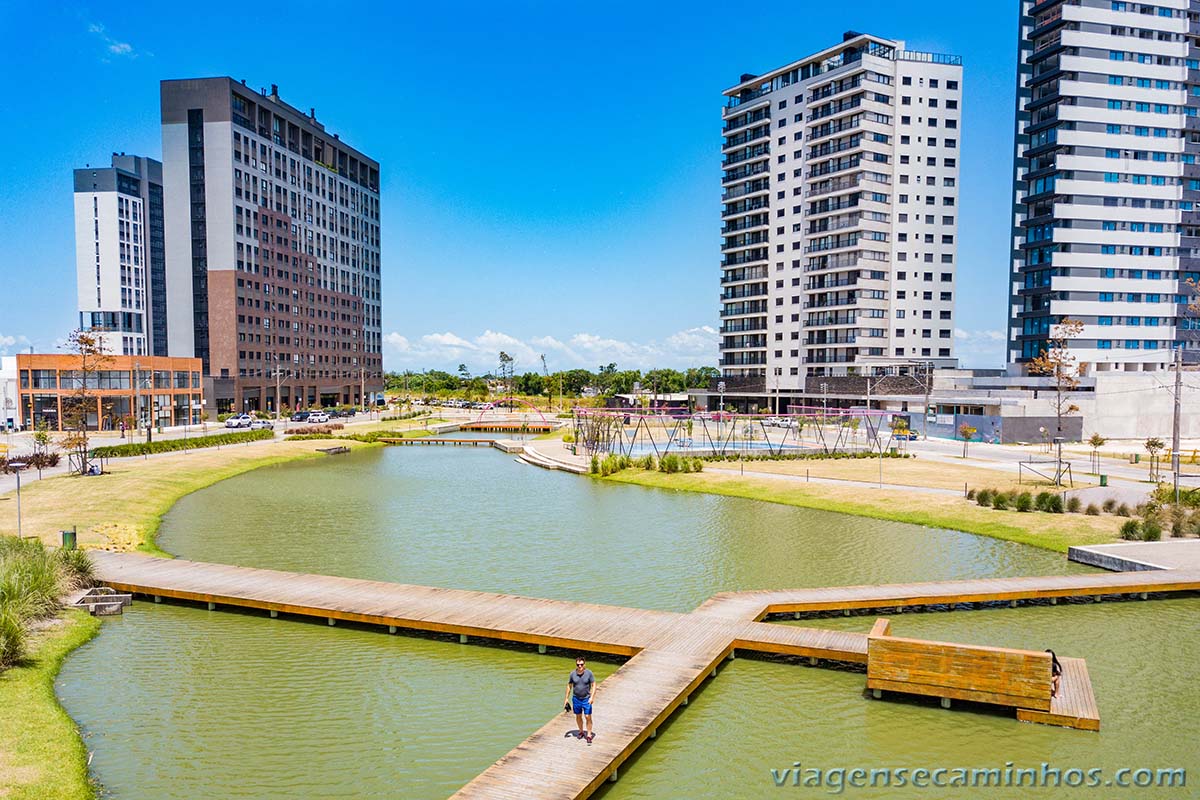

{"left": 865, "top": 618, "right": 1098, "bottom": 729}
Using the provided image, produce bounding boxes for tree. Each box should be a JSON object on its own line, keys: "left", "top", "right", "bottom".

{"left": 497, "top": 351, "right": 515, "bottom": 406}
{"left": 1145, "top": 436, "right": 1165, "bottom": 483}
{"left": 959, "top": 423, "right": 977, "bottom": 459}
{"left": 60, "top": 329, "right": 112, "bottom": 475}
{"left": 1088, "top": 432, "right": 1107, "bottom": 474}
{"left": 1028, "top": 318, "right": 1085, "bottom": 437}
{"left": 457, "top": 364, "right": 471, "bottom": 384}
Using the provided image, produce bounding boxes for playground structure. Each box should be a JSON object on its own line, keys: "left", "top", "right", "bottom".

{"left": 572, "top": 406, "right": 898, "bottom": 458}
{"left": 474, "top": 397, "right": 549, "bottom": 424}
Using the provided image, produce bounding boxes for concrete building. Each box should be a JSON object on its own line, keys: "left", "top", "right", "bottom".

{"left": 13, "top": 353, "right": 203, "bottom": 432}
{"left": 160, "top": 78, "right": 383, "bottom": 415}
{"left": 73, "top": 155, "right": 167, "bottom": 357}
{"left": 1010, "top": 0, "right": 1200, "bottom": 372}
{"left": 718, "top": 32, "right": 963, "bottom": 409}
{"left": 1, "top": 356, "right": 19, "bottom": 431}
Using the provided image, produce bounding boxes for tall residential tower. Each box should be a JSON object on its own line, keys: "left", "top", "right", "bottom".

{"left": 1010, "top": 0, "right": 1200, "bottom": 371}
{"left": 161, "top": 78, "right": 383, "bottom": 414}
{"left": 719, "top": 33, "right": 963, "bottom": 409}
{"left": 73, "top": 154, "right": 167, "bottom": 356}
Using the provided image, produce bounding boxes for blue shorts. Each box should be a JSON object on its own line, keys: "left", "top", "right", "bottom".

{"left": 572, "top": 696, "right": 593, "bottom": 715}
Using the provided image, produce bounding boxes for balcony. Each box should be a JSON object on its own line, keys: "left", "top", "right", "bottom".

{"left": 720, "top": 301, "right": 768, "bottom": 317}
{"left": 806, "top": 277, "right": 859, "bottom": 290}
{"left": 723, "top": 143, "right": 770, "bottom": 167}
{"left": 722, "top": 233, "right": 769, "bottom": 251}
{"left": 722, "top": 161, "right": 769, "bottom": 184}
{"left": 722, "top": 197, "right": 769, "bottom": 218}
{"left": 723, "top": 126, "right": 770, "bottom": 150}
{"left": 721, "top": 266, "right": 769, "bottom": 283}
{"left": 806, "top": 334, "right": 857, "bottom": 345}
{"left": 809, "top": 136, "right": 863, "bottom": 160}
{"left": 722, "top": 179, "right": 770, "bottom": 202}
{"left": 808, "top": 96, "right": 862, "bottom": 123}
{"left": 723, "top": 108, "right": 770, "bottom": 134}
{"left": 808, "top": 76, "right": 863, "bottom": 104}
{"left": 721, "top": 215, "right": 770, "bottom": 234}
{"left": 805, "top": 234, "right": 859, "bottom": 254}
{"left": 719, "top": 320, "right": 767, "bottom": 334}
{"left": 720, "top": 283, "right": 768, "bottom": 301}
{"left": 720, "top": 353, "right": 768, "bottom": 366}
{"left": 721, "top": 248, "right": 769, "bottom": 268}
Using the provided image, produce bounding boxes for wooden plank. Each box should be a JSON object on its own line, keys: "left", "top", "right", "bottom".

{"left": 869, "top": 617, "right": 891, "bottom": 638}
{"left": 1017, "top": 657, "right": 1101, "bottom": 731}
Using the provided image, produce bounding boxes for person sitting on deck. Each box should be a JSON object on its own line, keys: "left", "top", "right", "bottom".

{"left": 564, "top": 656, "right": 595, "bottom": 743}
{"left": 1046, "top": 649, "right": 1063, "bottom": 697}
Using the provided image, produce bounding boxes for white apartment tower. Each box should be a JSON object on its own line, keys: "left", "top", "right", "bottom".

{"left": 719, "top": 33, "right": 963, "bottom": 407}
{"left": 1010, "top": 0, "right": 1200, "bottom": 371}
{"left": 73, "top": 155, "right": 166, "bottom": 356}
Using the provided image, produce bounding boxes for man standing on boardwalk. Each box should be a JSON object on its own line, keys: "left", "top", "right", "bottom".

{"left": 564, "top": 656, "right": 595, "bottom": 743}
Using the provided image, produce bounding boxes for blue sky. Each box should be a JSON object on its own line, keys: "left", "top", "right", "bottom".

{"left": 0, "top": 1, "right": 1016, "bottom": 373}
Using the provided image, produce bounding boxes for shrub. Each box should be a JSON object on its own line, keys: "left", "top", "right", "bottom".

{"left": 55, "top": 548, "right": 95, "bottom": 590}
{"left": 1034, "top": 492, "right": 1054, "bottom": 512}
{"left": 561, "top": 432, "right": 575, "bottom": 443}
{"left": 92, "top": 429, "right": 274, "bottom": 458}
{"left": 1141, "top": 518, "right": 1163, "bottom": 542}
{"left": 992, "top": 493, "right": 1010, "bottom": 511}
{"left": 975, "top": 489, "right": 993, "bottom": 507}
{"left": 1066, "top": 496, "right": 1082, "bottom": 513}
{"left": 1119, "top": 519, "right": 1142, "bottom": 540}
{"left": 1116, "top": 503, "right": 1132, "bottom": 518}
{"left": 1046, "top": 494, "right": 1065, "bottom": 514}
{"left": 590, "top": 455, "right": 600, "bottom": 475}
{"left": 636, "top": 455, "right": 656, "bottom": 471}
{"left": 659, "top": 454, "right": 683, "bottom": 474}
{"left": 691, "top": 458, "right": 704, "bottom": 473}
{"left": 1015, "top": 492, "right": 1033, "bottom": 512}
{"left": 1085, "top": 503, "right": 1101, "bottom": 516}
{"left": 1102, "top": 498, "right": 1117, "bottom": 513}
{"left": 0, "top": 539, "right": 94, "bottom": 671}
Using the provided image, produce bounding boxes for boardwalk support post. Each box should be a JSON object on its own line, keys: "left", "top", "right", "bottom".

{"left": 1050, "top": 597, "right": 1057, "bottom": 605}
{"left": 940, "top": 698, "right": 952, "bottom": 709}
{"left": 842, "top": 609, "right": 851, "bottom": 617}
{"left": 1139, "top": 592, "right": 1148, "bottom": 600}
{"left": 460, "top": 634, "right": 469, "bottom": 644}
{"left": 270, "top": 609, "right": 278, "bottom": 618}
{"left": 1010, "top": 600, "right": 1017, "bottom": 608}
{"left": 153, "top": 595, "right": 161, "bottom": 603}
{"left": 207, "top": 601, "right": 215, "bottom": 610}
{"left": 727, "top": 649, "right": 736, "bottom": 660}
{"left": 609, "top": 769, "right": 619, "bottom": 783}
{"left": 808, "top": 657, "right": 818, "bottom": 666}
{"left": 682, "top": 696, "right": 689, "bottom": 706}
{"left": 872, "top": 689, "right": 883, "bottom": 699}
{"left": 793, "top": 611, "right": 801, "bottom": 619}
{"left": 538, "top": 644, "right": 547, "bottom": 654}
{"left": 328, "top": 617, "right": 336, "bottom": 626}
{"left": 650, "top": 728, "right": 657, "bottom": 739}
{"left": 388, "top": 625, "right": 397, "bottom": 634}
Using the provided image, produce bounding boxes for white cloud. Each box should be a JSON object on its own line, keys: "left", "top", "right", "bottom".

{"left": 382, "top": 326, "right": 719, "bottom": 373}
{"left": 0, "top": 334, "right": 30, "bottom": 356}
{"left": 87, "top": 22, "right": 139, "bottom": 60}
{"left": 953, "top": 329, "right": 1007, "bottom": 368}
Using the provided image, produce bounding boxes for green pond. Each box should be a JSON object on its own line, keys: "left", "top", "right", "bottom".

{"left": 57, "top": 446, "right": 1199, "bottom": 798}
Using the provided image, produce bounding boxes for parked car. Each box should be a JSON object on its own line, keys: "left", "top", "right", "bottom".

{"left": 307, "top": 411, "right": 330, "bottom": 423}
{"left": 290, "top": 411, "right": 311, "bottom": 422}
{"left": 893, "top": 431, "right": 920, "bottom": 441}
{"left": 224, "top": 413, "right": 253, "bottom": 428}
{"left": 249, "top": 419, "right": 274, "bottom": 430}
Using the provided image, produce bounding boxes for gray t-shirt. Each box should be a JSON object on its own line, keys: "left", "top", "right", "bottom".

{"left": 568, "top": 668, "right": 595, "bottom": 699}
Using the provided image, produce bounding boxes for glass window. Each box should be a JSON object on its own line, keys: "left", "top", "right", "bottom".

{"left": 153, "top": 370, "right": 171, "bottom": 389}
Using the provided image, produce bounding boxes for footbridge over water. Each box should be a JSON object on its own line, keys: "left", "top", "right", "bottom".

{"left": 89, "top": 551, "right": 1200, "bottom": 799}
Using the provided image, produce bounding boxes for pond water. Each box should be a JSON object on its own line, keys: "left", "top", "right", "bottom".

{"left": 57, "top": 446, "right": 1199, "bottom": 798}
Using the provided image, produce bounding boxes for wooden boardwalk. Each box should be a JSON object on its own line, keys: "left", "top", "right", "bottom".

{"left": 380, "top": 438, "right": 498, "bottom": 447}
{"left": 89, "top": 552, "right": 1200, "bottom": 799}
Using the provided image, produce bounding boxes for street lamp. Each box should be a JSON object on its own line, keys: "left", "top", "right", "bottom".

{"left": 9, "top": 461, "right": 26, "bottom": 538}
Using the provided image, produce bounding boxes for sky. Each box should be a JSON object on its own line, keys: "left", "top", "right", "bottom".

{"left": 0, "top": 1, "right": 1017, "bottom": 375}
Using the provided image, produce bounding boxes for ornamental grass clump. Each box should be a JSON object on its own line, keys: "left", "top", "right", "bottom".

{"left": 0, "top": 538, "right": 95, "bottom": 671}
{"left": 975, "top": 489, "right": 993, "bottom": 507}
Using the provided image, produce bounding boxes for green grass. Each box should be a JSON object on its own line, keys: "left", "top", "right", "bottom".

{"left": 603, "top": 470, "right": 1119, "bottom": 553}
{"left": 0, "top": 610, "right": 101, "bottom": 800}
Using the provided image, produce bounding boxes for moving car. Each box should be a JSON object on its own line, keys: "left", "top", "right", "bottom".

{"left": 290, "top": 411, "right": 311, "bottom": 422}
{"left": 224, "top": 413, "right": 253, "bottom": 428}
{"left": 249, "top": 419, "right": 274, "bottom": 430}
{"left": 307, "top": 411, "right": 330, "bottom": 423}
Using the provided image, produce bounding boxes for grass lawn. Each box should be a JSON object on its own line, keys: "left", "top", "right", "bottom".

{"left": 0, "top": 610, "right": 100, "bottom": 800}
{"left": 0, "top": 438, "right": 373, "bottom": 556}
{"left": 604, "top": 469, "right": 1127, "bottom": 553}
{"left": 718, "top": 456, "right": 1102, "bottom": 495}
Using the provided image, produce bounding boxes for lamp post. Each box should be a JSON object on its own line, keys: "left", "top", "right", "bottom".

{"left": 9, "top": 461, "right": 26, "bottom": 538}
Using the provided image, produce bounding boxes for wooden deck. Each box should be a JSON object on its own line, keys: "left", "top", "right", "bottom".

{"left": 380, "top": 438, "right": 498, "bottom": 446}
{"left": 459, "top": 422, "right": 556, "bottom": 433}
{"left": 89, "top": 552, "right": 1196, "bottom": 797}
{"left": 1017, "top": 657, "right": 1101, "bottom": 731}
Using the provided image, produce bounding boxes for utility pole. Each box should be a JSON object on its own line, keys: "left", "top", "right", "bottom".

{"left": 360, "top": 367, "right": 366, "bottom": 414}
{"left": 1173, "top": 345, "right": 1183, "bottom": 504}
{"left": 923, "top": 361, "right": 933, "bottom": 441}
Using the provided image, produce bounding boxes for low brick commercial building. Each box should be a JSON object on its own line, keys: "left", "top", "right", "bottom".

{"left": 14, "top": 353, "right": 204, "bottom": 432}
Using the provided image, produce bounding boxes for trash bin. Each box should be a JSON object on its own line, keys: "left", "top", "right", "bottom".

{"left": 1099, "top": 474, "right": 1108, "bottom": 487}
{"left": 61, "top": 528, "right": 77, "bottom": 550}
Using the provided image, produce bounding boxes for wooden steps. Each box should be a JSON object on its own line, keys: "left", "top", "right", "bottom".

{"left": 1017, "top": 657, "right": 1101, "bottom": 731}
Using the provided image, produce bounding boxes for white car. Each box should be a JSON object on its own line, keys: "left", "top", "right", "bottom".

{"left": 307, "top": 412, "right": 330, "bottom": 423}
{"left": 225, "top": 413, "right": 253, "bottom": 428}
{"left": 249, "top": 419, "right": 274, "bottom": 430}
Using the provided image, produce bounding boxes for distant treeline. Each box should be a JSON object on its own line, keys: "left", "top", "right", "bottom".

{"left": 385, "top": 364, "right": 719, "bottom": 397}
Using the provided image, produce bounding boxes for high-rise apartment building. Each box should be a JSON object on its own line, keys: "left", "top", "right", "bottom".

{"left": 73, "top": 154, "right": 167, "bottom": 357}
{"left": 161, "top": 78, "right": 383, "bottom": 414}
{"left": 719, "top": 33, "right": 963, "bottom": 407}
{"left": 1010, "top": 0, "right": 1199, "bottom": 371}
